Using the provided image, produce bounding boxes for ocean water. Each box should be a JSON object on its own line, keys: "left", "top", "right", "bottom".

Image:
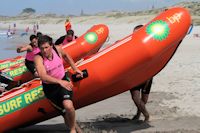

{"left": 0, "top": 30, "right": 29, "bottom": 60}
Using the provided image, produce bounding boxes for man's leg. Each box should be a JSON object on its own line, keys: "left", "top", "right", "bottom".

{"left": 142, "top": 93, "right": 149, "bottom": 104}
{"left": 63, "top": 100, "right": 76, "bottom": 133}
{"left": 131, "top": 90, "right": 141, "bottom": 120}
{"left": 139, "top": 99, "right": 149, "bottom": 122}
{"left": 131, "top": 90, "right": 149, "bottom": 121}
{"left": 141, "top": 93, "right": 150, "bottom": 122}
{"left": 63, "top": 115, "right": 82, "bottom": 133}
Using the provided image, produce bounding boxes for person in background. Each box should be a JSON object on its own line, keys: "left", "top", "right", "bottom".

{"left": 130, "top": 24, "right": 153, "bottom": 122}
{"left": 13, "top": 23, "right": 16, "bottom": 34}
{"left": 65, "top": 18, "right": 72, "bottom": 33}
{"left": 7, "top": 31, "right": 12, "bottom": 38}
{"left": 55, "top": 29, "right": 78, "bottom": 46}
{"left": 33, "top": 24, "right": 37, "bottom": 34}
{"left": 34, "top": 35, "right": 83, "bottom": 133}
{"left": 36, "top": 22, "right": 39, "bottom": 30}
{"left": 16, "top": 34, "right": 40, "bottom": 77}
{"left": 8, "top": 24, "right": 11, "bottom": 33}
{"left": 13, "top": 23, "right": 16, "bottom": 28}
{"left": 25, "top": 26, "right": 29, "bottom": 35}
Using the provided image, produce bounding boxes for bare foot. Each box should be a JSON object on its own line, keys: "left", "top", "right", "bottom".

{"left": 132, "top": 114, "right": 140, "bottom": 120}
{"left": 75, "top": 123, "right": 83, "bottom": 133}
{"left": 144, "top": 114, "right": 150, "bottom": 122}
{"left": 70, "top": 129, "right": 76, "bottom": 133}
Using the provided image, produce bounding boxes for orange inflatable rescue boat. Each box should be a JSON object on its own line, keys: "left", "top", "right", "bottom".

{"left": 0, "top": 7, "right": 191, "bottom": 132}
{"left": 0, "top": 56, "right": 24, "bottom": 71}
{"left": 0, "top": 24, "right": 109, "bottom": 89}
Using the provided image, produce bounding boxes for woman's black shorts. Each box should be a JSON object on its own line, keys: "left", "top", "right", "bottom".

{"left": 25, "top": 59, "right": 36, "bottom": 74}
{"left": 130, "top": 78, "right": 153, "bottom": 94}
{"left": 42, "top": 76, "right": 73, "bottom": 112}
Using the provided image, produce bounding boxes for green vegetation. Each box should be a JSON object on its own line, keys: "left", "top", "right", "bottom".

{"left": 21, "top": 8, "right": 36, "bottom": 14}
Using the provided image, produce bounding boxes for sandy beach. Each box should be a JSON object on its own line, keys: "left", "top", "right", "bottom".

{"left": 1, "top": 6, "right": 200, "bottom": 133}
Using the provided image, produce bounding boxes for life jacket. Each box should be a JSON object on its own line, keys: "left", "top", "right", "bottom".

{"left": 62, "top": 36, "right": 76, "bottom": 46}
{"left": 65, "top": 21, "right": 71, "bottom": 32}
{"left": 42, "top": 47, "right": 65, "bottom": 80}
{"left": 25, "top": 46, "right": 40, "bottom": 61}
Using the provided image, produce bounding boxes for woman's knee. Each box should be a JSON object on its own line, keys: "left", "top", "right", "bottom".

{"left": 63, "top": 100, "right": 74, "bottom": 111}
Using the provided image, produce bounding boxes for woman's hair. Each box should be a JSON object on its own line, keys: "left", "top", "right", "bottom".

{"left": 29, "top": 34, "right": 37, "bottom": 41}
{"left": 67, "top": 29, "right": 74, "bottom": 36}
{"left": 38, "top": 35, "right": 53, "bottom": 47}
{"left": 36, "top": 32, "right": 42, "bottom": 38}
{"left": 134, "top": 25, "right": 144, "bottom": 31}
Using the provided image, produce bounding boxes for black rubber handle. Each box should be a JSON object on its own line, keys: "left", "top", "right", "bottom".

{"left": 71, "top": 69, "right": 88, "bottom": 82}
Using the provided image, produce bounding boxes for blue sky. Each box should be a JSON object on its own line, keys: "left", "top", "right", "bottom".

{"left": 0, "top": 0, "right": 197, "bottom": 16}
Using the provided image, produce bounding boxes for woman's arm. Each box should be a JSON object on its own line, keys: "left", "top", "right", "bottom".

{"left": 16, "top": 45, "right": 32, "bottom": 53}
{"left": 56, "top": 45, "right": 83, "bottom": 75}
{"left": 34, "top": 55, "right": 73, "bottom": 90}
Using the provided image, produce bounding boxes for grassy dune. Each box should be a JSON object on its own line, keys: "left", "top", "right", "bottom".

{"left": 0, "top": 1, "right": 199, "bottom": 25}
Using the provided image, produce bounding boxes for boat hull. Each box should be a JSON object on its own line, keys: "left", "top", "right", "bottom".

{"left": 0, "top": 7, "right": 191, "bottom": 132}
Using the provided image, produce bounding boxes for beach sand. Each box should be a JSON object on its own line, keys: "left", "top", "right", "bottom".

{"left": 1, "top": 14, "right": 200, "bottom": 133}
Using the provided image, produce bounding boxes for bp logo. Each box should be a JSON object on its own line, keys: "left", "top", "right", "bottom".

{"left": 146, "top": 20, "right": 169, "bottom": 41}
{"left": 84, "top": 32, "right": 98, "bottom": 44}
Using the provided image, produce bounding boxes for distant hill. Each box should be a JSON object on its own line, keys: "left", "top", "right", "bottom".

{"left": 0, "top": 1, "right": 199, "bottom": 25}
{"left": 176, "top": 1, "right": 200, "bottom": 25}
{"left": 95, "top": 1, "right": 200, "bottom": 25}
{"left": 95, "top": 1, "right": 199, "bottom": 16}
{"left": 176, "top": 1, "right": 200, "bottom": 16}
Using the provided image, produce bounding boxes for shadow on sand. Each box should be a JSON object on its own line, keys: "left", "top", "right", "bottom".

{"left": 13, "top": 115, "right": 152, "bottom": 133}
